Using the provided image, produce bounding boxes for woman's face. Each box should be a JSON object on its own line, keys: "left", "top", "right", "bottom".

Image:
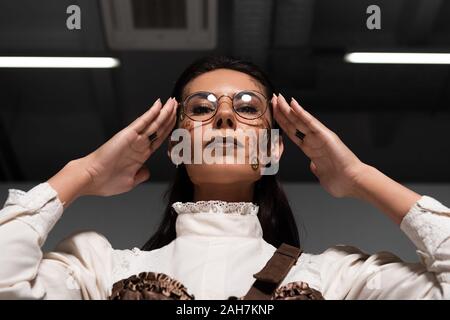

{"left": 169, "top": 68, "right": 283, "bottom": 185}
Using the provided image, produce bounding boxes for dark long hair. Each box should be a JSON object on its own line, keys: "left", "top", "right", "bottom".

{"left": 142, "top": 55, "right": 300, "bottom": 250}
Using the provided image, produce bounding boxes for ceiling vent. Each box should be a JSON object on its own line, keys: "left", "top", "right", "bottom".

{"left": 100, "top": 0, "right": 217, "bottom": 50}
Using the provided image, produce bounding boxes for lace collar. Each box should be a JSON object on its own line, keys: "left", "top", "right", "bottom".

{"left": 171, "top": 200, "right": 259, "bottom": 216}
{"left": 172, "top": 200, "right": 262, "bottom": 238}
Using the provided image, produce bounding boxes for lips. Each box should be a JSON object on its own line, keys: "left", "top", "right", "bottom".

{"left": 205, "top": 135, "right": 244, "bottom": 148}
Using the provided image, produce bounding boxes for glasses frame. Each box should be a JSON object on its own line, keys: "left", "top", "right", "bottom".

{"left": 178, "top": 90, "right": 271, "bottom": 122}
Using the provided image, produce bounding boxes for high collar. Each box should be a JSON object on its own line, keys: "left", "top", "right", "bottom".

{"left": 172, "top": 200, "right": 263, "bottom": 238}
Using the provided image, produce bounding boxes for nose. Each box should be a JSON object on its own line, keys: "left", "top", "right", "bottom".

{"left": 213, "top": 97, "right": 237, "bottom": 130}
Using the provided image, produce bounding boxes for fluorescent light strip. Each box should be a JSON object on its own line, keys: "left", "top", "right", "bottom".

{"left": 344, "top": 52, "right": 450, "bottom": 64}
{"left": 0, "top": 57, "right": 120, "bottom": 68}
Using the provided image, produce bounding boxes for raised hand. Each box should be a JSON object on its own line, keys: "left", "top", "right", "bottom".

{"left": 272, "top": 94, "right": 364, "bottom": 198}
{"left": 82, "top": 98, "right": 178, "bottom": 196}
{"left": 48, "top": 98, "right": 177, "bottom": 206}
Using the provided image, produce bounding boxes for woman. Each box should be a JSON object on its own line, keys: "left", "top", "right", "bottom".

{"left": 0, "top": 56, "right": 449, "bottom": 300}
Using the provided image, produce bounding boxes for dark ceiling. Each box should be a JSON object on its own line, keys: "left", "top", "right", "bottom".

{"left": 1, "top": 0, "right": 450, "bottom": 182}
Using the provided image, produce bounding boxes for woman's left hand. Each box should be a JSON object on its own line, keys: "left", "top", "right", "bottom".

{"left": 272, "top": 94, "right": 366, "bottom": 198}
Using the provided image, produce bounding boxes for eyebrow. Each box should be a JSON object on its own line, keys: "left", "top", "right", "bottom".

{"left": 182, "top": 89, "right": 267, "bottom": 100}
{"left": 182, "top": 80, "right": 267, "bottom": 100}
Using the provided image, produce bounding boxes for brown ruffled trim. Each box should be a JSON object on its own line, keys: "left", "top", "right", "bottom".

{"left": 109, "top": 272, "right": 195, "bottom": 300}
{"left": 273, "top": 281, "right": 324, "bottom": 300}
{"left": 228, "top": 281, "right": 325, "bottom": 300}
{"left": 110, "top": 272, "right": 324, "bottom": 300}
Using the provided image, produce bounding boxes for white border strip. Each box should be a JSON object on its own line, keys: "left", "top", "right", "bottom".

{"left": 344, "top": 52, "right": 450, "bottom": 64}
{"left": 0, "top": 57, "right": 120, "bottom": 68}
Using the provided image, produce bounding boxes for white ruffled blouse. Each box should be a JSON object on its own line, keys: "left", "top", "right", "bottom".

{"left": 0, "top": 182, "right": 450, "bottom": 299}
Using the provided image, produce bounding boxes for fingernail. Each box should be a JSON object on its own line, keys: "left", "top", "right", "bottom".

{"left": 151, "top": 98, "right": 161, "bottom": 108}
{"left": 292, "top": 97, "right": 303, "bottom": 109}
{"left": 156, "top": 98, "right": 161, "bottom": 104}
{"left": 290, "top": 97, "right": 296, "bottom": 107}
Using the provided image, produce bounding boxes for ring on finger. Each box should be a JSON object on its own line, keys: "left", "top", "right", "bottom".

{"left": 148, "top": 131, "right": 158, "bottom": 143}
{"left": 295, "top": 129, "right": 305, "bottom": 141}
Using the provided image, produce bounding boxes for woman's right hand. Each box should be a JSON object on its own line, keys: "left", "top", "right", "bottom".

{"left": 48, "top": 98, "right": 177, "bottom": 206}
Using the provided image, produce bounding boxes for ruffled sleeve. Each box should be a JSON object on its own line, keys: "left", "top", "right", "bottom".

{"left": 0, "top": 183, "right": 114, "bottom": 299}
{"left": 318, "top": 195, "right": 450, "bottom": 299}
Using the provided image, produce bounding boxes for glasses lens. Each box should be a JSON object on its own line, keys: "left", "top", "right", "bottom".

{"left": 184, "top": 92, "right": 217, "bottom": 121}
{"left": 233, "top": 91, "right": 267, "bottom": 119}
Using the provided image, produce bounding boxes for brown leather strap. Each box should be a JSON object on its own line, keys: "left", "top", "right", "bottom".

{"left": 243, "top": 243, "right": 302, "bottom": 300}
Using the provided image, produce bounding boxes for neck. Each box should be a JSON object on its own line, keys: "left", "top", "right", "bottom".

{"left": 193, "top": 182, "right": 254, "bottom": 202}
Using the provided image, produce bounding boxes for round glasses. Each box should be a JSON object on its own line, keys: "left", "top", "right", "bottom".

{"left": 179, "top": 90, "right": 270, "bottom": 122}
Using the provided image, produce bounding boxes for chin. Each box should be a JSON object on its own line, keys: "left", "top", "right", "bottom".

{"left": 186, "top": 163, "right": 260, "bottom": 185}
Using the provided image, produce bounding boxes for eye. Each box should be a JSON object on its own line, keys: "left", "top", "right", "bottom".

{"left": 192, "top": 104, "right": 215, "bottom": 115}
{"left": 236, "top": 105, "right": 258, "bottom": 113}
